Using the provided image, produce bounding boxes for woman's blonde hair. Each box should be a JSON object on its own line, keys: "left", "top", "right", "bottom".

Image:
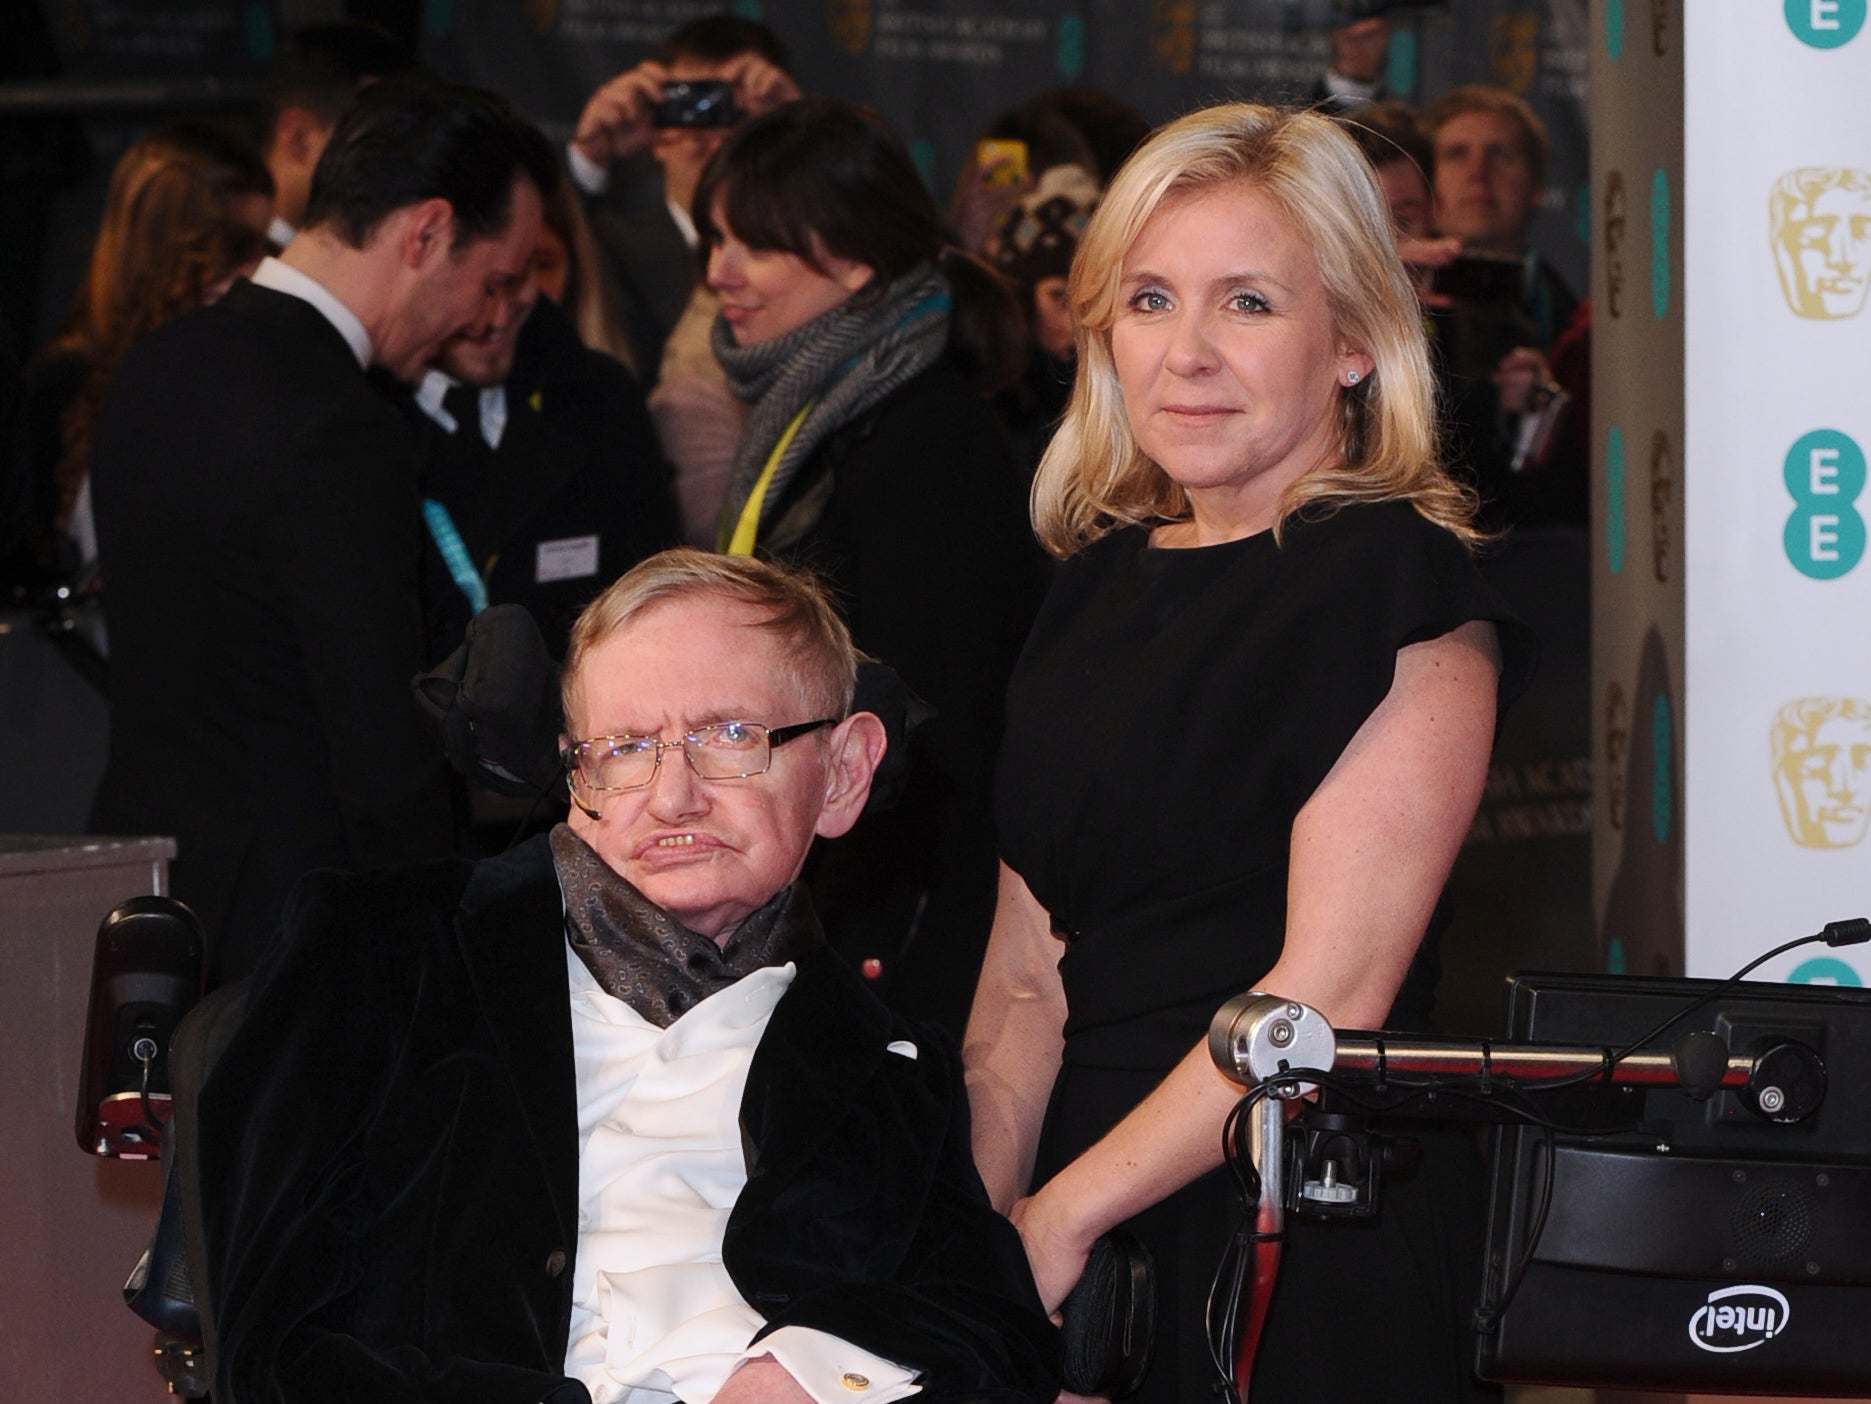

{"left": 1031, "top": 102, "right": 1478, "bottom": 558}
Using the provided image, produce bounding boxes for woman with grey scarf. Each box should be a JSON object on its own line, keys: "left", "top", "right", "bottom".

{"left": 693, "top": 97, "right": 1044, "bottom": 1039}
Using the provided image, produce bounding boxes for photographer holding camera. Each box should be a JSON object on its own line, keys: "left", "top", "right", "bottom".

{"left": 566, "top": 16, "right": 801, "bottom": 388}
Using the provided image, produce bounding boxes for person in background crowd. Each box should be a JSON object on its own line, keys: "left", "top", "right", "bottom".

{"left": 989, "top": 162, "right": 1100, "bottom": 482}
{"left": 966, "top": 103, "right": 1531, "bottom": 1402}
{"left": 257, "top": 19, "right": 409, "bottom": 251}
{"left": 409, "top": 190, "right": 677, "bottom": 665}
{"left": 567, "top": 14, "right": 800, "bottom": 386}
{"left": 1339, "top": 98, "right": 1435, "bottom": 238}
{"left": 88, "top": 77, "right": 554, "bottom": 984}
{"left": 698, "top": 97, "right": 1043, "bottom": 1037}
{"left": 533, "top": 173, "right": 637, "bottom": 371}
{"left": 948, "top": 87, "right": 1151, "bottom": 259}
{"left": 567, "top": 15, "right": 802, "bottom": 541}
{"left": 1309, "top": 14, "right": 1394, "bottom": 111}
{"left": 1421, "top": 84, "right": 1584, "bottom": 529}
{"left": 13, "top": 121, "right": 271, "bottom": 587}
{"left": 197, "top": 548, "right": 1062, "bottom": 1404}
{"left": 947, "top": 99, "right": 1098, "bottom": 257}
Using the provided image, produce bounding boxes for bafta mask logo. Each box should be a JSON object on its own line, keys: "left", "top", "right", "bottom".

{"left": 827, "top": 0, "right": 872, "bottom": 57}
{"left": 1150, "top": 0, "right": 1196, "bottom": 74}
{"left": 1604, "top": 170, "right": 1627, "bottom": 319}
{"left": 1488, "top": 14, "right": 1540, "bottom": 94}
{"left": 1771, "top": 697, "right": 1871, "bottom": 849}
{"left": 1770, "top": 167, "right": 1871, "bottom": 320}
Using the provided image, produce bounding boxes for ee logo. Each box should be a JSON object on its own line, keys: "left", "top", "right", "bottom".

{"left": 1783, "top": 429, "right": 1866, "bottom": 579}
{"left": 1789, "top": 957, "right": 1864, "bottom": 986}
{"left": 1786, "top": 0, "right": 1866, "bottom": 47}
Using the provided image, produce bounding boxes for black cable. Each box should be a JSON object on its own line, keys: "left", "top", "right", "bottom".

{"left": 135, "top": 1040, "right": 164, "bottom": 1145}
{"left": 1526, "top": 919, "right": 1869, "bottom": 1095}
{"left": 1207, "top": 1085, "right": 1277, "bottom": 1404}
{"left": 1471, "top": 1121, "right": 1556, "bottom": 1334}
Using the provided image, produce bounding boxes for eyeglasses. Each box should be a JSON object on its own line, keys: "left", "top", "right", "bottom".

{"left": 563, "top": 718, "right": 837, "bottom": 802}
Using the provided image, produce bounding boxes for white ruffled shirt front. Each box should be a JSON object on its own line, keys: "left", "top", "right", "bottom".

{"left": 562, "top": 948, "right": 921, "bottom": 1404}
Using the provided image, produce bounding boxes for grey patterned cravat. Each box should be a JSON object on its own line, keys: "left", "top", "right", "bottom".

{"left": 549, "top": 823, "right": 820, "bottom": 1027}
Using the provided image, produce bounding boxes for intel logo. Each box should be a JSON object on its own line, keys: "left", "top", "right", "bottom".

{"left": 1687, "top": 1285, "right": 1790, "bottom": 1353}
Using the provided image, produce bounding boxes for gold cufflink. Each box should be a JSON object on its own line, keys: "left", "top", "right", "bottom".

{"left": 840, "top": 1372, "right": 870, "bottom": 1390}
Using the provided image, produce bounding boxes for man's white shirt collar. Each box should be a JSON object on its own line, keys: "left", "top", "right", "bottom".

{"left": 414, "top": 369, "right": 509, "bottom": 449}
{"left": 251, "top": 255, "right": 373, "bottom": 369}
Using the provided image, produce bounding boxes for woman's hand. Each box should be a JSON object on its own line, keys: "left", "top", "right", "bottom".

{"left": 1010, "top": 1188, "right": 1095, "bottom": 1317}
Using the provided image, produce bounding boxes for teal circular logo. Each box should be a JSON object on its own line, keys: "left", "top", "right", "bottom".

{"left": 1606, "top": 426, "right": 1628, "bottom": 574}
{"left": 1782, "top": 429, "right": 1867, "bottom": 579}
{"left": 1786, "top": 0, "right": 1866, "bottom": 46}
{"left": 1789, "top": 956, "right": 1864, "bottom": 986}
{"left": 1056, "top": 15, "right": 1086, "bottom": 76}
{"left": 1650, "top": 168, "right": 1671, "bottom": 321}
{"left": 1607, "top": 0, "right": 1626, "bottom": 59}
{"left": 1651, "top": 693, "right": 1672, "bottom": 845}
{"left": 1386, "top": 28, "right": 1420, "bottom": 96}
{"left": 1606, "top": 936, "right": 1627, "bottom": 975}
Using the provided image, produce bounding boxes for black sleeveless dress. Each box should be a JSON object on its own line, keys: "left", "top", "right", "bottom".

{"left": 996, "top": 500, "right": 1529, "bottom": 1402}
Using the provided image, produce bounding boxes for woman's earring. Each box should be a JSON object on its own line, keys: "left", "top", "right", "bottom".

{"left": 1345, "top": 370, "right": 1361, "bottom": 385}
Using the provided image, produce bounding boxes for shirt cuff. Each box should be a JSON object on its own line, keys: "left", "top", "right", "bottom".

{"left": 747, "top": 1325, "right": 921, "bottom": 1404}
{"left": 566, "top": 141, "right": 609, "bottom": 196}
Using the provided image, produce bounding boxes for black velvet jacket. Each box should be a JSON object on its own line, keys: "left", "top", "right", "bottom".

{"left": 197, "top": 837, "right": 1059, "bottom": 1402}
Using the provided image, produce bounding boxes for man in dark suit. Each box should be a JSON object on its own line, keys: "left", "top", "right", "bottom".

{"left": 198, "top": 550, "right": 1061, "bottom": 1404}
{"left": 410, "top": 265, "right": 678, "bottom": 665}
{"left": 566, "top": 16, "right": 800, "bottom": 384}
{"left": 88, "top": 78, "right": 558, "bottom": 982}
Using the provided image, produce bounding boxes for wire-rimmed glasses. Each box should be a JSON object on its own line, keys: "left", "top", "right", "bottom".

{"left": 563, "top": 718, "right": 836, "bottom": 816}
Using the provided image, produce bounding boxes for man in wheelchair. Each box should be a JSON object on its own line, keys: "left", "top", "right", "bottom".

{"left": 197, "top": 549, "right": 1059, "bottom": 1403}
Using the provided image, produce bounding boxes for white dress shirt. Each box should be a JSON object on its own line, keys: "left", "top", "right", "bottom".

{"left": 562, "top": 948, "right": 921, "bottom": 1404}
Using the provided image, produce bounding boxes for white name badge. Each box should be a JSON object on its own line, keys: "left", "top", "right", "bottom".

{"left": 535, "top": 535, "right": 600, "bottom": 583}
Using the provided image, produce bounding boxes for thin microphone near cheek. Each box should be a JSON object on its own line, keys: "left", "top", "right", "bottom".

{"left": 567, "top": 772, "right": 603, "bottom": 821}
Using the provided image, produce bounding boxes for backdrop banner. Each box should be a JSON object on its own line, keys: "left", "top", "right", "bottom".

{"left": 1683, "top": 1, "right": 1871, "bottom": 986}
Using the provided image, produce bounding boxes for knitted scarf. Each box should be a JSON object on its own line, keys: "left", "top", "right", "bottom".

{"left": 549, "top": 823, "right": 823, "bottom": 1028}
{"left": 713, "top": 261, "right": 952, "bottom": 553}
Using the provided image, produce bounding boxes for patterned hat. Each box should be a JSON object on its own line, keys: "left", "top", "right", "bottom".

{"left": 991, "top": 163, "right": 1100, "bottom": 287}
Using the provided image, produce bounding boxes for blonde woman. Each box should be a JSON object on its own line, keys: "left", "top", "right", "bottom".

{"left": 965, "top": 104, "right": 1531, "bottom": 1401}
